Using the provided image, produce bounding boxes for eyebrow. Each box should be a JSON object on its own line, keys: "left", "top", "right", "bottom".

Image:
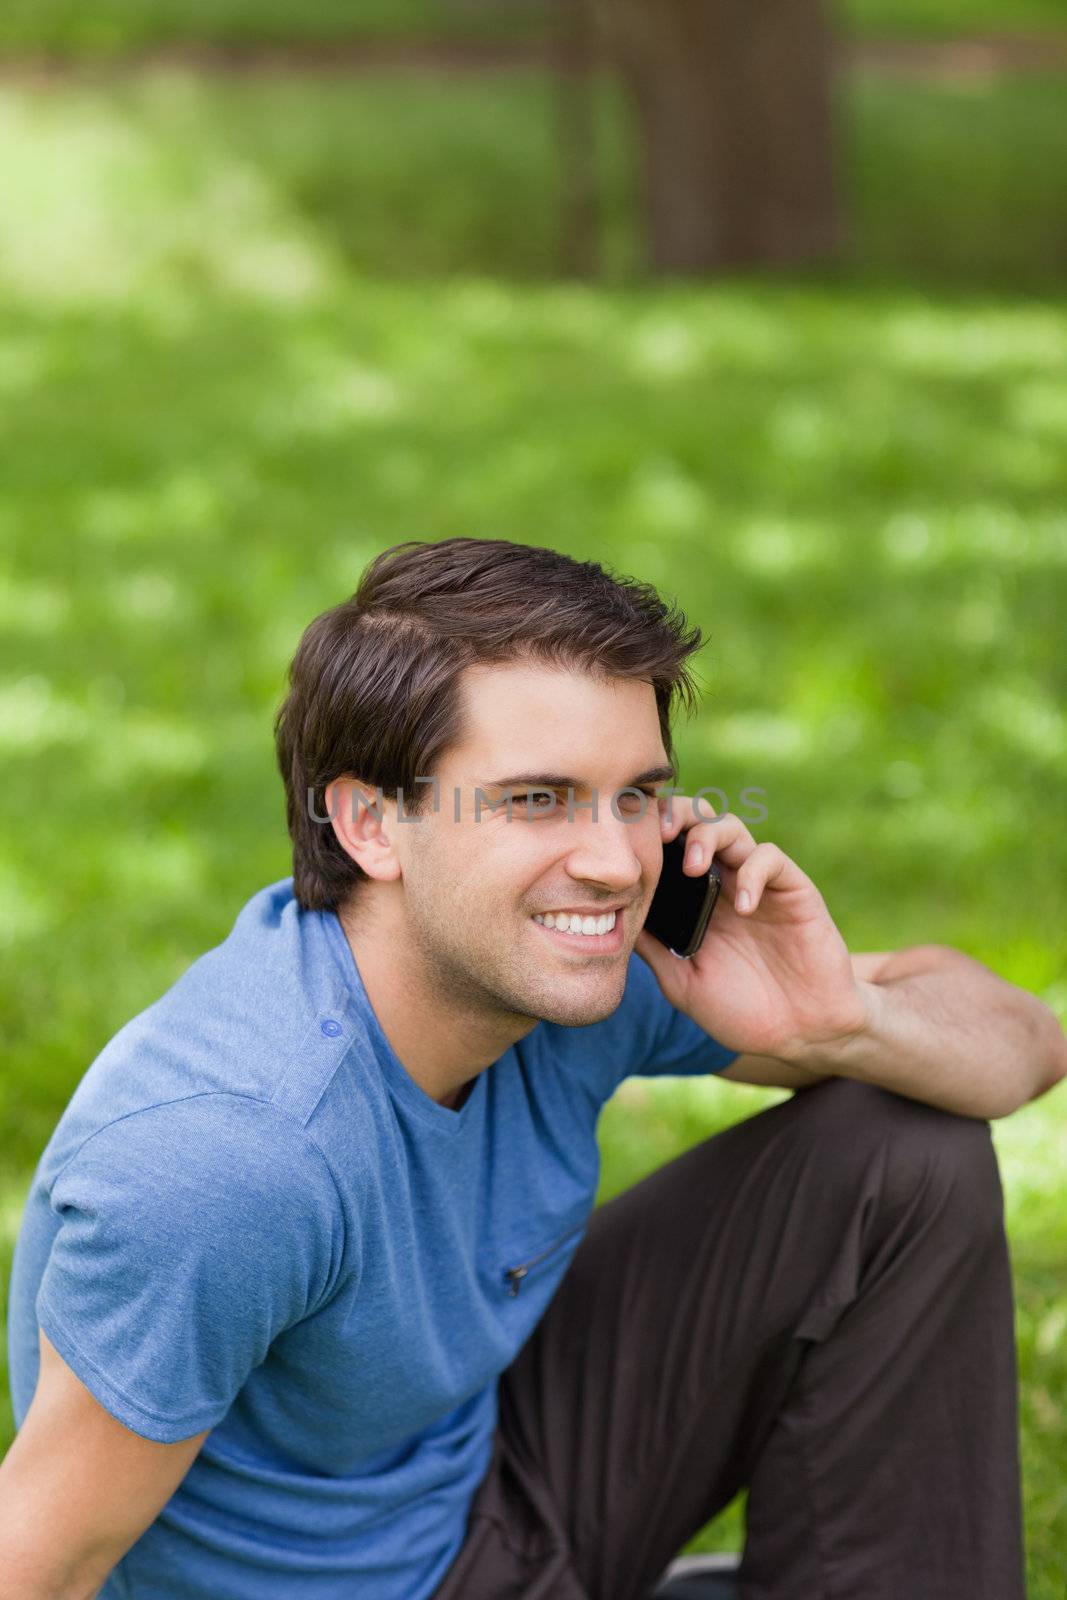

{"left": 476, "top": 764, "right": 677, "bottom": 791}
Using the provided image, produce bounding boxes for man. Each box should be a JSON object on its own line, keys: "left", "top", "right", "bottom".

{"left": 3, "top": 536, "right": 1064, "bottom": 1600}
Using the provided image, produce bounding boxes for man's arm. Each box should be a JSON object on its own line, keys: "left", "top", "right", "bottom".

{"left": 780, "top": 943, "right": 1067, "bottom": 1120}
{"left": 0, "top": 1330, "right": 209, "bottom": 1600}
{"left": 719, "top": 948, "right": 955, "bottom": 1092}
{"left": 720, "top": 946, "right": 1067, "bottom": 1117}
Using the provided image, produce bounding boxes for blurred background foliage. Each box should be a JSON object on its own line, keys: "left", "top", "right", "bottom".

{"left": 2, "top": 0, "right": 1067, "bottom": 50}
{"left": 1, "top": 0, "right": 1065, "bottom": 1588}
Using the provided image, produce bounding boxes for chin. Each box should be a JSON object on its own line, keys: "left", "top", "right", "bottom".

{"left": 542, "top": 999, "right": 624, "bottom": 1029}
{"left": 530, "top": 974, "right": 628, "bottom": 1029}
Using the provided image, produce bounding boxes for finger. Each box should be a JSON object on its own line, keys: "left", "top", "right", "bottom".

{"left": 678, "top": 810, "right": 758, "bottom": 875}
{"left": 733, "top": 841, "right": 809, "bottom": 911}
{"left": 656, "top": 791, "right": 728, "bottom": 844}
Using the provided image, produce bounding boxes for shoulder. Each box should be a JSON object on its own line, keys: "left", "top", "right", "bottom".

{"left": 52, "top": 879, "right": 360, "bottom": 1145}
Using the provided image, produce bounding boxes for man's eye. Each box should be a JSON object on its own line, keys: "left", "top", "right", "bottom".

{"left": 617, "top": 788, "right": 659, "bottom": 810}
{"left": 506, "top": 788, "right": 659, "bottom": 814}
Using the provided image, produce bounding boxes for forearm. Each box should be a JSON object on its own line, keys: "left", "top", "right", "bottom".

{"left": 791, "top": 947, "right": 1067, "bottom": 1120}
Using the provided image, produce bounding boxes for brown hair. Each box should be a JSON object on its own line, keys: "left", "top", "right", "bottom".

{"left": 273, "top": 537, "right": 708, "bottom": 912}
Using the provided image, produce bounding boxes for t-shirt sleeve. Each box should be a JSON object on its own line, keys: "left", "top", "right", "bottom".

{"left": 34, "top": 1094, "right": 344, "bottom": 1444}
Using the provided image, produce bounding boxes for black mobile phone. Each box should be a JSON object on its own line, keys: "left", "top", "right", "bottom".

{"left": 643, "top": 834, "right": 721, "bottom": 959}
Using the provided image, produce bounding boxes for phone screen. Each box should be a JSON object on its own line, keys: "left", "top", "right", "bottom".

{"left": 643, "top": 834, "right": 721, "bottom": 959}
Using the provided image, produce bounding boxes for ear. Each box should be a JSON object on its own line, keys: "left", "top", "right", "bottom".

{"left": 324, "top": 777, "right": 402, "bottom": 885}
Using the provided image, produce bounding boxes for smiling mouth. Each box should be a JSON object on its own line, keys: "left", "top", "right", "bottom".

{"left": 534, "top": 909, "right": 616, "bottom": 935}
{"left": 530, "top": 908, "right": 625, "bottom": 950}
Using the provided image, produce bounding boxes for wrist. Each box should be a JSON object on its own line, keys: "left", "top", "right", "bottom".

{"left": 781, "top": 980, "right": 879, "bottom": 1072}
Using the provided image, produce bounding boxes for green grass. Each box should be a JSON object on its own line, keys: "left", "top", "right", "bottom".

{"left": 0, "top": 0, "right": 1064, "bottom": 53}
{"left": 1, "top": 64, "right": 1066, "bottom": 1595}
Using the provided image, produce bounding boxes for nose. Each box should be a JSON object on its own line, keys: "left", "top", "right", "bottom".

{"left": 560, "top": 806, "right": 645, "bottom": 896}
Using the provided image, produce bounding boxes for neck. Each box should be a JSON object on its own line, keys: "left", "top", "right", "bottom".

{"left": 335, "top": 901, "right": 537, "bottom": 1111}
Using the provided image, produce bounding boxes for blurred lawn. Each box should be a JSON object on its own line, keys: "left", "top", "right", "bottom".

{"left": 1, "top": 0, "right": 1066, "bottom": 52}
{"left": 1, "top": 62, "right": 1066, "bottom": 1592}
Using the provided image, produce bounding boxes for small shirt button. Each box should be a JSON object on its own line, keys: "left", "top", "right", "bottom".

{"left": 320, "top": 1018, "right": 343, "bottom": 1038}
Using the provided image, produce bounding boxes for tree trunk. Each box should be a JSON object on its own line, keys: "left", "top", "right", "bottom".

{"left": 554, "top": 0, "right": 601, "bottom": 278}
{"left": 606, "top": 0, "right": 839, "bottom": 275}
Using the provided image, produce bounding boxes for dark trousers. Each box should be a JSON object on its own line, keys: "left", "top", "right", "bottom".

{"left": 429, "top": 1077, "right": 1027, "bottom": 1600}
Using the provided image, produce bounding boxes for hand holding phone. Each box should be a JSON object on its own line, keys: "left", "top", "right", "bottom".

{"left": 642, "top": 833, "right": 721, "bottom": 959}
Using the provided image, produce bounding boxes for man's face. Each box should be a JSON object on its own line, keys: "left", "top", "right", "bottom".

{"left": 391, "top": 660, "right": 671, "bottom": 1029}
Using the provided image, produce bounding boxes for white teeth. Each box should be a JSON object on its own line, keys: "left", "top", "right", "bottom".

{"left": 533, "top": 910, "right": 616, "bottom": 936}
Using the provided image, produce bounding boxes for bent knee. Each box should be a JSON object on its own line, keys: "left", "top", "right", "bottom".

{"left": 791, "top": 1077, "right": 1004, "bottom": 1235}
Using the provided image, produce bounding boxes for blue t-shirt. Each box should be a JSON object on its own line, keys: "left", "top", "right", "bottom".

{"left": 7, "top": 877, "right": 737, "bottom": 1600}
